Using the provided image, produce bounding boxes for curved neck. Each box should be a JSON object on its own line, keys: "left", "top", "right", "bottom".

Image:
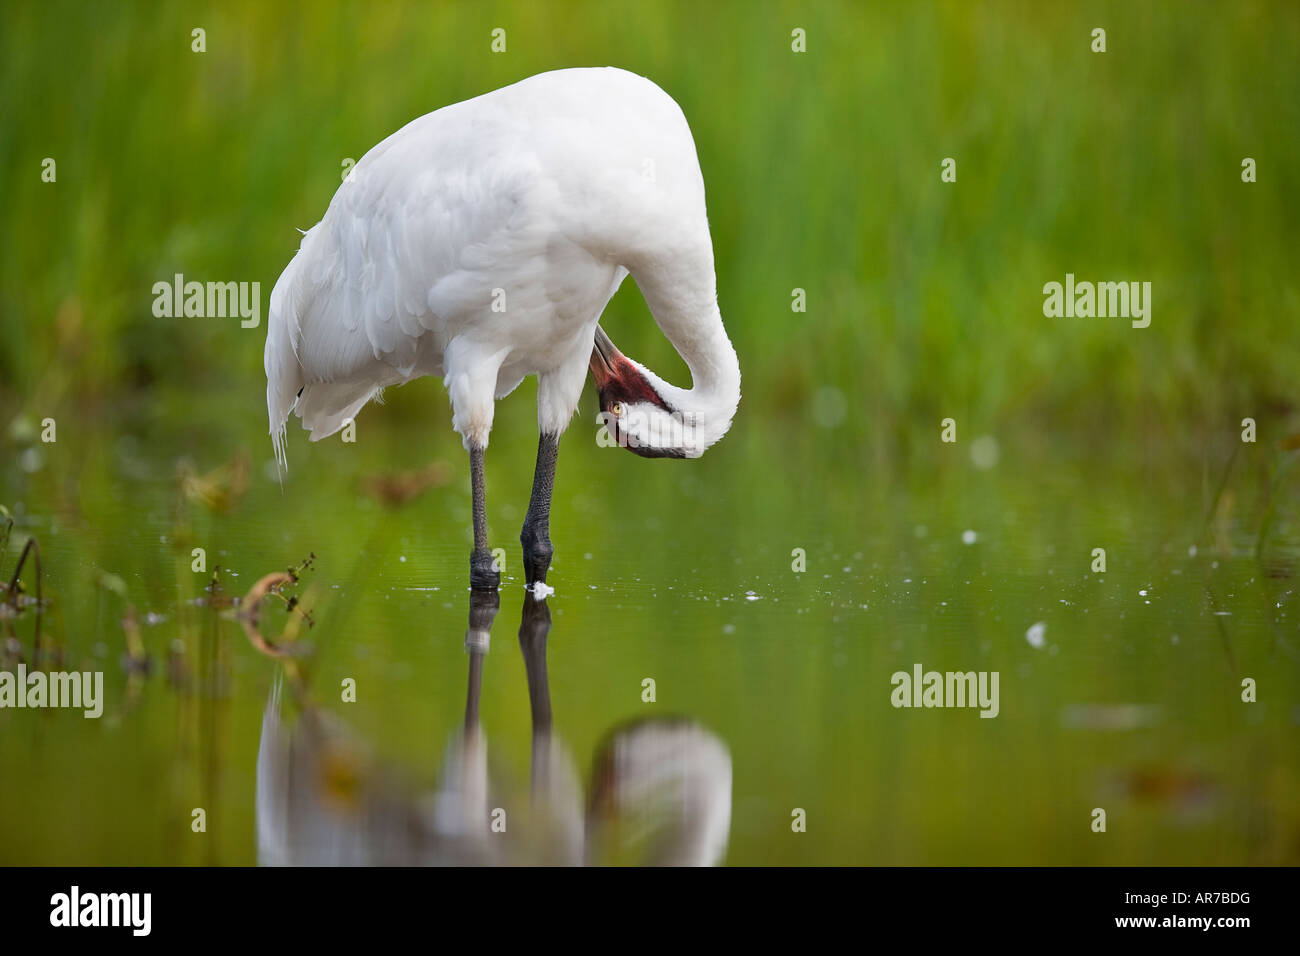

{"left": 633, "top": 263, "right": 741, "bottom": 414}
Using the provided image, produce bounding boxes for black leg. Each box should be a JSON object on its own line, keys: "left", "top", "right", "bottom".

{"left": 469, "top": 443, "right": 499, "bottom": 590}
{"left": 520, "top": 432, "right": 558, "bottom": 584}
{"left": 518, "top": 590, "right": 553, "bottom": 798}
{"left": 518, "top": 591, "right": 553, "bottom": 735}
{"left": 464, "top": 589, "right": 499, "bottom": 729}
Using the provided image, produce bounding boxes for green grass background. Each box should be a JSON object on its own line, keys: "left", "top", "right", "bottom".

{"left": 2, "top": 0, "right": 1298, "bottom": 455}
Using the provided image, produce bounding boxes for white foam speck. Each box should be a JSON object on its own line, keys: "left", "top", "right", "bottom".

{"left": 1025, "top": 621, "right": 1047, "bottom": 648}
{"left": 962, "top": 530, "right": 978, "bottom": 545}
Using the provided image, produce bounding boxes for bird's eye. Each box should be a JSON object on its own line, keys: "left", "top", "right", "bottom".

{"left": 611, "top": 402, "right": 624, "bottom": 417}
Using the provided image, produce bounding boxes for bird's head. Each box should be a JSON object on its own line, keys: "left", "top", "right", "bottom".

{"left": 589, "top": 325, "right": 736, "bottom": 459}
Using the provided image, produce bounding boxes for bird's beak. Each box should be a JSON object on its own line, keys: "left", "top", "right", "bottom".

{"left": 589, "top": 324, "right": 620, "bottom": 387}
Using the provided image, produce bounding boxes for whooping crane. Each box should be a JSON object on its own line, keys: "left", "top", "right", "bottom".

{"left": 265, "top": 67, "right": 741, "bottom": 589}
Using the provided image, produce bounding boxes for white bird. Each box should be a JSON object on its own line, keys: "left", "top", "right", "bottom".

{"left": 265, "top": 67, "right": 741, "bottom": 588}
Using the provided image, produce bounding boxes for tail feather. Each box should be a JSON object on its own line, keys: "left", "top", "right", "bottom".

{"left": 266, "top": 224, "right": 396, "bottom": 475}
{"left": 266, "top": 241, "right": 309, "bottom": 476}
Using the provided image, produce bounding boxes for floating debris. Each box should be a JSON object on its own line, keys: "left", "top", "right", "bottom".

{"left": 2, "top": 516, "right": 44, "bottom": 659}
{"left": 237, "top": 555, "right": 317, "bottom": 659}
{"left": 962, "top": 530, "right": 978, "bottom": 545}
{"left": 1025, "top": 621, "right": 1047, "bottom": 648}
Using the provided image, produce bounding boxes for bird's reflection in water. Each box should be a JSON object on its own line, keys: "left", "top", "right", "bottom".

{"left": 256, "top": 591, "right": 732, "bottom": 866}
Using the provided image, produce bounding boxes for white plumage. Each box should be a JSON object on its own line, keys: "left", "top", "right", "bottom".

{"left": 264, "top": 67, "right": 741, "bottom": 587}
{"left": 265, "top": 66, "right": 739, "bottom": 465}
